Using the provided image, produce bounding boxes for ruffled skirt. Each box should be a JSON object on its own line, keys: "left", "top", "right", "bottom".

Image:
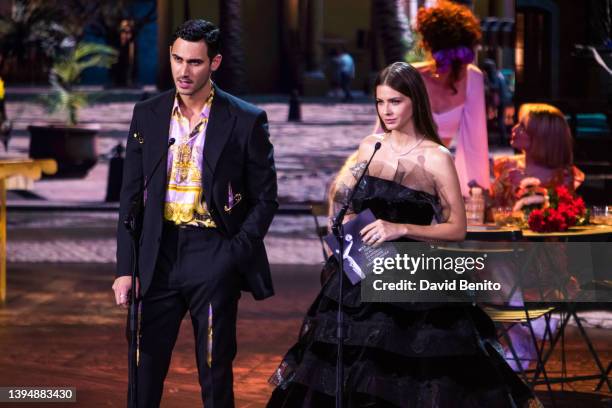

{"left": 267, "top": 257, "right": 542, "bottom": 408}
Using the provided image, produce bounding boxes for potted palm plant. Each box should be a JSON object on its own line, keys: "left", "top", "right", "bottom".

{"left": 28, "top": 41, "right": 117, "bottom": 178}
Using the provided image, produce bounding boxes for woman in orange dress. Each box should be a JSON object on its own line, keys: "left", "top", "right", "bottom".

{"left": 490, "top": 103, "right": 583, "bottom": 371}
{"left": 491, "top": 103, "right": 584, "bottom": 210}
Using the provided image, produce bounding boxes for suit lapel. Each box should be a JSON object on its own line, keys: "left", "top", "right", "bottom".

{"left": 149, "top": 90, "right": 175, "bottom": 197}
{"left": 202, "top": 84, "right": 235, "bottom": 199}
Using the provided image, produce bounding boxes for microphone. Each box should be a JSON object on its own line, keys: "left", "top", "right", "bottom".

{"left": 124, "top": 137, "right": 176, "bottom": 408}
{"left": 124, "top": 137, "right": 176, "bottom": 235}
{"left": 143, "top": 137, "right": 175, "bottom": 194}
{"left": 330, "top": 140, "right": 380, "bottom": 408}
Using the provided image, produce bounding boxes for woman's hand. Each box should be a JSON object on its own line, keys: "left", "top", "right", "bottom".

{"left": 360, "top": 219, "right": 406, "bottom": 246}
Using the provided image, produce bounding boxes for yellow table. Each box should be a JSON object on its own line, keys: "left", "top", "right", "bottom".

{"left": 466, "top": 223, "right": 612, "bottom": 391}
{"left": 467, "top": 224, "right": 612, "bottom": 241}
{"left": 0, "top": 158, "right": 57, "bottom": 303}
{"left": 521, "top": 224, "right": 612, "bottom": 240}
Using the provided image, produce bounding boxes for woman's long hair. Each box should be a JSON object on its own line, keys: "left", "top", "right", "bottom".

{"left": 375, "top": 62, "right": 443, "bottom": 146}
{"left": 518, "top": 103, "right": 573, "bottom": 168}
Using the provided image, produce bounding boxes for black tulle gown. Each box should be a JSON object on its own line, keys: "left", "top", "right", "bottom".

{"left": 267, "top": 176, "right": 541, "bottom": 408}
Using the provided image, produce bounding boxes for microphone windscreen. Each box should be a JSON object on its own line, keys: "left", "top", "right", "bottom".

{"left": 374, "top": 141, "right": 382, "bottom": 150}
{"left": 168, "top": 138, "right": 176, "bottom": 146}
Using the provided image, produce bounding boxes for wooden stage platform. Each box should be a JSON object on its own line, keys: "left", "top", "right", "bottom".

{"left": 0, "top": 263, "right": 610, "bottom": 407}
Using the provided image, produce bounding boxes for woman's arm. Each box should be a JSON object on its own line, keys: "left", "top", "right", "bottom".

{"left": 453, "top": 65, "right": 491, "bottom": 196}
{"left": 360, "top": 147, "right": 467, "bottom": 243}
{"left": 326, "top": 138, "right": 379, "bottom": 231}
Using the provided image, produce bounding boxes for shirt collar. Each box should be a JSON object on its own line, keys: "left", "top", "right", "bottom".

{"left": 172, "top": 84, "right": 215, "bottom": 119}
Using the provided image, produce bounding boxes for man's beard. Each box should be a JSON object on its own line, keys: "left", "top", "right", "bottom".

{"left": 176, "top": 75, "right": 210, "bottom": 96}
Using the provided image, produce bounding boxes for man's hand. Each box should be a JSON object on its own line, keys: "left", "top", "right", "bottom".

{"left": 112, "top": 276, "right": 140, "bottom": 308}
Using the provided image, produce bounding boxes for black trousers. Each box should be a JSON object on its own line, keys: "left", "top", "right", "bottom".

{"left": 136, "top": 223, "right": 241, "bottom": 407}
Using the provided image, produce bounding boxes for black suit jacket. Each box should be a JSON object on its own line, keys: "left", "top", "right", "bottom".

{"left": 116, "top": 85, "right": 278, "bottom": 300}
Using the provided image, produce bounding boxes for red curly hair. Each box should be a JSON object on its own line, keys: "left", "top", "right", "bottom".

{"left": 416, "top": 1, "right": 481, "bottom": 91}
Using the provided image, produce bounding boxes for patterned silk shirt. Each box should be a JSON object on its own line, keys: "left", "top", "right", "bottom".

{"left": 163, "top": 88, "right": 216, "bottom": 227}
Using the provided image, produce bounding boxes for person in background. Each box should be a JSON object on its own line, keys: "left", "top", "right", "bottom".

{"left": 0, "top": 75, "right": 12, "bottom": 151}
{"left": 337, "top": 47, "right": 355, "bottom": 102}
{"left": 489, "top": 103, "right": 583, "bottom": 371}
{"left": 482, "top": 58, "right": 512, "bottom": 144}
{"left": 326, "top": 48, "right": 342, "bottom": 98}
{"left": 412, "top": 0, "right": 490, "bottom": 197}
{"left": 326, "top": 48, "right": 354, "bottom": 101}
{"left": 491, "top": 103, "right": 584, "bottom": 209}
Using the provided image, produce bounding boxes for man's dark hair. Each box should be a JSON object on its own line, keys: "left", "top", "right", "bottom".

{"left": 170, "top": 19, "right": 221, "bottom": 59}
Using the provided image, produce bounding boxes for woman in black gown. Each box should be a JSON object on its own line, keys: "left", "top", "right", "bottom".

{"left": 267, "top": 62, "right": 541, "bottom": 408}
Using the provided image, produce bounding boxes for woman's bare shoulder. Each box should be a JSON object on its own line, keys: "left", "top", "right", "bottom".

{"left": 420, "top": 139, "right": 450, "bottom": 152}
{"left": 359, "top": 133, "right": 384, "bottom": 149}
{"left": 411, "top": 60, "right": 435, "bottom": 75}
{"left": 467, "top": 63, "right": 484, "bottom": 78}
{"left": 353, "top": 134, "right": 383, "bottom": 160}
{"left": 420, "top": 140, "right": 454, "bottom": 165}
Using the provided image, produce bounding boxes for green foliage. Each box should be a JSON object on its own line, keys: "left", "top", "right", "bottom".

{"left": 43, "top": 42, "right": 117, "bottom": 126}
{"left": 52, "top": 43, "right": 118, "bottom": 86}
{"left": 404, "top": 31, "right": 428, "bottom": 64}
{"left": 0, "top": 0, "right": 67, "bottom": 65}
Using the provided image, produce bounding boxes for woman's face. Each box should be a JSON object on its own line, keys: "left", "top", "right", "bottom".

{"left": 375, "top": 85, "right": 413, "bottom": 132}
{"left": 511, "top": 118, "right": 531, "bottom": 151}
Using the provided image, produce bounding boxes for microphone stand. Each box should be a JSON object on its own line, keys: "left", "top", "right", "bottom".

{"left": 124, "top": 137, "right": 175, "bottom": 408}
{"left": 331, "top": 142, "right": 381, "bottom": 408}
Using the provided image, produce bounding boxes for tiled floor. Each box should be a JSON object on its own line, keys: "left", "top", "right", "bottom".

{"left": 1, "top": 262, "right": 610, "bottom": 407}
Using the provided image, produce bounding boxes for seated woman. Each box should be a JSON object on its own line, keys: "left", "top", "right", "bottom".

{"left": 489, "top": 103, "right": 583, "bottom": 371}
{"left": 267, "top": 62, "right": 539, "bottom": 408}
{"left": 491, "top": 103, "right": 584, "bottom": 208}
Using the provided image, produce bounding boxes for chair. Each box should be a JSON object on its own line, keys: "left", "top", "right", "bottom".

{"left": 487, "top": 240, "right": 612, "bottom": 394}
{"left": 310, "top": 202, "right": 329, "bottom": 263}
{"left": 524, "top": 241, "right": 612, "bottom": 393}
{"left": 462, "top": 231, "right": 562, "bottom": 403}
{"left": 430, "top": 238, "right": 566, "bottom": 408}
{"left": 482, "top": 304, "right": 558, "bottom": 385}
{"left": 529, "top": 301, "right": 612, "bottom": 392}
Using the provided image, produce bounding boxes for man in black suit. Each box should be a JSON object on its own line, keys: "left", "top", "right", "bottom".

{"left": 112, "top": 19, "right": 277, "bottom": 407}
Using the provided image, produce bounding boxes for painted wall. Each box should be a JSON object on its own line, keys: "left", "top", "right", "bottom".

{"left": 82, "top": 1, "right": 158, "bottom": 85}
{"left": 322, "top": 0, "right": 371, "bottom": 92}
{"left": 137, "top": 3, "right": 158, "bottom": 85}
{"left": 241, "top": 0, "right": 283, "bottom": 93}
{"left": 184, "top": 0, "right": 282, "bottom": 93}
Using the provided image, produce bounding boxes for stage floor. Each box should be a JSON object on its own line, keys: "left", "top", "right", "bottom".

{"left": 0, "top": 263, "right": 610, "bottom": 407}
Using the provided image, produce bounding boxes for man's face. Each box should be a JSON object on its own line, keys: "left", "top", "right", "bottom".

{"left": 169, "top": 38, "right": 221, "bottom": 96}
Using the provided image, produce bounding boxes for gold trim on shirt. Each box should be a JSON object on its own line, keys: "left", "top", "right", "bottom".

{"left": 164, "top": 86, "right": 216, "bottom": 227}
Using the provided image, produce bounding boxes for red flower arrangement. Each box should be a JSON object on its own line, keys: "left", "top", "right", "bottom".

{"left": 527, "top": 186, "right": 587, "bottom": 232}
